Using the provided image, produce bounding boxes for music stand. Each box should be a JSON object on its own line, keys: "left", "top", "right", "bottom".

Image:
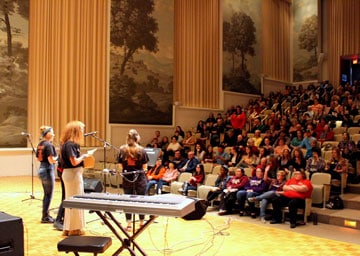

{"left": 22, "top": 133, "right": 41, "bottom": 202}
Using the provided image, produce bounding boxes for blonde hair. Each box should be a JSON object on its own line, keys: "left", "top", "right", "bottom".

{"left": 277, "top": 170, "right": 286, "bottom": 177}
{"left": 123, "top": 129, "right": 142, "bottom": 160}
{"left": 40, "top": 125, "right": 53, "bottom": 138}
{"left": 60, "top": 120, "right": 85, "bottom": 145}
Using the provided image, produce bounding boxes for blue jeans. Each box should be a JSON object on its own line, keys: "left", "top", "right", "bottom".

{"left": 156, "top": 179, "right": 170, "bottom": 191}
{"left": 236, "top": 190, "right": 261, "bottom": 213}
{"left": 255, "top": 190, "right": 279, "bottom": 217}
{"left": 55, "top": 169, "right": 65, "bottom": 223}
{"left": 145, "top": 180, "right": 158, "bottom": 195}
{"left": 38, "top": 163, "right": 55, "bottom": 218}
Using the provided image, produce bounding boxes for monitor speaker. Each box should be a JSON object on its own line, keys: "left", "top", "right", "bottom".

{"left": 84, "top": 178, "right": 103, "bottom": 193}
{"left": 0, "top": 212, "right": 24, "bottom": 256}
{"left": 182, "top": 199, "right": 208, "bottom": 220}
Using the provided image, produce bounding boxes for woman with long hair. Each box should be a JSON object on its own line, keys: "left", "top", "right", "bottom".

{"left": 60, "top": 121, "right": 89, "bottom": 236}
{"left": 117, "top": 129, "right": 149, "bottom": 231}
{"left": 36, "top": 125, "right": 58, "bottom": 224}
{"left": 181, "top": 163, "right": 205, "bottom": 196}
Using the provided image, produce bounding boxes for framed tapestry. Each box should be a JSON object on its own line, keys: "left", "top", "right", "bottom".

{"left": 293, "top": 0, "right": 318, "bottom": 82}
{"left": 222, "top": 0, "right": 262, "bottom": 95}
{"left": 109, "top": 0, "right": 174, "bottom": 125}
{"left": 0, "top": 0, "right": 29, "bottom": 147}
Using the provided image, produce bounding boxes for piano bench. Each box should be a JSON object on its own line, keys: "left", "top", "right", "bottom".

{"left": 57, "top": 236, "right": 112, "bottom": 256}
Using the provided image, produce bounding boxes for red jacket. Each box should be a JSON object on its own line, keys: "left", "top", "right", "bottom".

{"left": 231, "top": 112, "right": 246, "bottom": 130}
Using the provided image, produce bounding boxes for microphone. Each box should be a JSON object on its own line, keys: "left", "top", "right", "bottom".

{"left": 21, "top": 132, "right": 31, "bottom": 136}
{"left": 84, "top": 131, "right": 97, "bottom": 137}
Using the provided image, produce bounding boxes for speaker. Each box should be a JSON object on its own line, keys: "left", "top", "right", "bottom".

{"left": 84, "top": 178, "right": 103, "bottom": 193}
{"left": 182, "top": 199, "right": 208, "bottom": 220}
{"left": 0, "top": 212, "right": 24, "bottom": 256}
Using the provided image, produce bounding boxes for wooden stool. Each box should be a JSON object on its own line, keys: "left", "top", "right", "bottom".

{"left": 57, "top": 236, "right": 112, "bottom": 256}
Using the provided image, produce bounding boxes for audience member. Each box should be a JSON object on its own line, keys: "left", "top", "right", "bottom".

{"left": 203, "top": 145, "right": 216, "bottom": 163}
{"left": 248, "top": 170, "right": 287, "bottom": 223}
{"left": 178, "top": 151, "right": 199, "bottom": 173}
{"left": 270, "top": 170, "right": 313, "bottom": 228}
{"left": 218, "top": 168, "right": 249, "bottom": 215}
{"left": 325, "top": 147, "right": 348, "bottom": 195}
{"left": 237, "top": 168, "right": 267, "bottom": 218}
{"left": 156, "top": 162, "right": 179, "bottom": 193}
{"left": 180, "top": 163, "right": 205, "bottom": 196}
{"left": 145, "top": 158, "right": 166, "bottom": 195}
{"left": 228, "top": 146, "right": 242, "bottom": 167}
{"left": 305, "top": 147, "right": 326, "bottom": 179}
{"left": 206, "top": 165, "right": 231, "bottom": 205}
{"left": 214, "top": 145, "right": 230, "bottom": 165}
{"left": 194, "top": 143, "right": 205, "bottom": 162}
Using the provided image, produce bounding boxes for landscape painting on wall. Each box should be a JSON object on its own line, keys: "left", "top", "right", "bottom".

{"left": 293, "top": 0, "right": 318, "bottom": 82}
{"left": 109, "top": 0, "right": 174, "bottom": 125}
{"left": 222, "top": 0, "right": 262, "bottom": 95}
{"left": 0, "top": 0, "right": 29, "bottom": 147}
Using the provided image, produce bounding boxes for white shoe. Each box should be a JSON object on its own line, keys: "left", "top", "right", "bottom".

{"left": 261, "top": 217, "right": 266, "bottom": 223}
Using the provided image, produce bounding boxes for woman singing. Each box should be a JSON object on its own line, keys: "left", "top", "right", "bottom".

{"left": 61, "top": 121, "right": 89, "bottom": 236}
{"left": 36, "top": 125, "right": 58, "bottom": 224}
{"left": 117, "top": 129, "right": 149, "bottom": 232}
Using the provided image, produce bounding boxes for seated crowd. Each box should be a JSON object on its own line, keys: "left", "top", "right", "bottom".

{"left": 142, "top": 81, "right": 359, "bottom": 228}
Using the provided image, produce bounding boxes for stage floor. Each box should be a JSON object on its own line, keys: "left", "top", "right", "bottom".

{"left": 1, "top": 176, "right": 360, "bottom": 255}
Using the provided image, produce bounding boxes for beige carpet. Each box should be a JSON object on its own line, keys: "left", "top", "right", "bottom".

{"left": 1, "top": 176, "right": 360, "bottom": 255}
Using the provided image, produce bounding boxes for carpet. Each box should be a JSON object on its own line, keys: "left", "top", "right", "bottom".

{"left": 1, "top": 176, "right": 360, "bottom": 255}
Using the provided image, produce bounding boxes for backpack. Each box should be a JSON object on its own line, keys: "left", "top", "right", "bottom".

{"left": 325, "top": 195, "right": 344, "bottom": 210}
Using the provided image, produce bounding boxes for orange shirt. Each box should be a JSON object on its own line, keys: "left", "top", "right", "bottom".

{"left": 283, "top": 178, "right": 313, "bottom": 199}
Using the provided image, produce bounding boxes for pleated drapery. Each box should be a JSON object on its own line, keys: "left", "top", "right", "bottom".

{"left": 28, "top": 0, "right": 108, "bottom": 146}
{"left": 325, "top": 0, "right": 360, "bottom": 86}
{"left": 261, "top": 0, "right": 292, "bottom": 82}
{"left": 174, "top": 0, "right": 220, "bottom": 109}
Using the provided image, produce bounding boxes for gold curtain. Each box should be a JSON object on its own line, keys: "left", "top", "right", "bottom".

{"left": 262, "top": 0, "right": 291, "bottom": 82}
{"left": 28, "top": 0, "right": 108, "bottom": 146}
{"left": 174, "top": 0, "right": 220, "bottom": 109}
{"left": 326, "top": 0, "right": 360, "bottom": 86}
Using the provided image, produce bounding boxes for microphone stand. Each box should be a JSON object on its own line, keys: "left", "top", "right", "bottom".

{"left": 22, "top": 134, "right": 41, "bottom": 202}
{"left": 85, "top": 134, "right": 119, "bottom": 225}
{"left": 86, "top": 133, "right": 119, "bottom": 193}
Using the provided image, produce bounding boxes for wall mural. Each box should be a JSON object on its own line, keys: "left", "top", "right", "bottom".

{"left": 0, "top": 0, "right": 28, "bottom": 147}
{"left": 222, "top": 0, "right": 262, "bottom": 95}
{"left": 293, "top": 0, "right": 318, "bottom": 82}
{"left": 109, "top": 0, "right": 174, "bottom": 125}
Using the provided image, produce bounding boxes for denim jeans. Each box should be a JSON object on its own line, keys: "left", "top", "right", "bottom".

{"left": 38, "top": 163, "right": 55, "bottom": 218}
{"left": 145, "top": 180, "right": 158, "bottom": 195}
{"left": 55, "top": 169, "right": 65, "bottom": 223}
{"left": 255, "top": 190, "right": 279, "bottom": 217}
{"left": 237, "top": 190, "right": 261, "bottom": 213}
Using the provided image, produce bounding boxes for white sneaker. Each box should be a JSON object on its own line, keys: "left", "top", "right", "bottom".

{"left": 261, "top": 217, "right": 266, "bottom": 223}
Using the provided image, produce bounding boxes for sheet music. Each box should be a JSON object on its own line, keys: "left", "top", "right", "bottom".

{"left": 87, "top": 148, "right": 97, "bottom": 155}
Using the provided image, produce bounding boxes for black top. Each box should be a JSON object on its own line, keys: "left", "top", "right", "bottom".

{"left": 60, "top": 141, "right": 82, "bottom": 168}
{"left": 36, "top": 140, "right": 57, "bottom": 165}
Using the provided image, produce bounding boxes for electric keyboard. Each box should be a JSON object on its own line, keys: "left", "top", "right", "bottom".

{"left": 63, "top": 193, "right": 196, "bottom": 217}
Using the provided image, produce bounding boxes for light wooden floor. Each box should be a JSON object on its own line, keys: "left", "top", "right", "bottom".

{"left": 1, "top": 176, "right": 360, "bottom": 256}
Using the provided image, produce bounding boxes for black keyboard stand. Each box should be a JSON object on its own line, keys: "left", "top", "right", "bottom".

{"left": 94, "top": 210, "right": 156, "bottom": 256}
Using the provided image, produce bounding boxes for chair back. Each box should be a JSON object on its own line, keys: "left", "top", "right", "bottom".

{"left": 203, "top": 163, "right": 214, "bottom": 174}
{"left": 204, "top": 174, "right": 218, "bottom": 186}
{"left": 211, "top": 165, "right": 222, "bottom": 175}
{"left": 348, "top": 127, "right": 360, "bottom": 135}
{"left": 310, "top": 172, "right": 331, "bottom": 185}
{"left": 178, "top": 172, "right": 192, "bottom": 182}
{"left": 244, "top": 167, "right": 253, "bottom": 177}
